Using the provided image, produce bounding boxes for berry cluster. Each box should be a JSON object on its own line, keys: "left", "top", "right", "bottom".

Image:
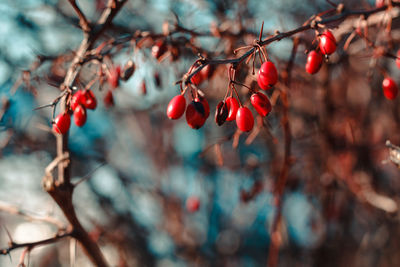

{"left": 53, "top": 89, "right": 97, "bottom": 134}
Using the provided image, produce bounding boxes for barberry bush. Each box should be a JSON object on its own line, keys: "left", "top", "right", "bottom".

{"left": 1, "top": 0, "right": 400, "bottom": 266}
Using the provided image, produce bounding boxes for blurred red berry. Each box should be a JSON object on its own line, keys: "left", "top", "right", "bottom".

{"left": 71, "top": 90, "right": 85, "bottom": 111}
{"left": 83, "top": 90, "right": 97, "bottom": 110}
{"left": 104, "top": 90, "right": 114, "bottom": 108}
{"left": 152, "top": 40, "right": 167, "bottom": 59}
{"left": 186, "top": 196, "right": 200, "bottom": 212}
{"left": 73, "top": 104, "right": 87, "bottom": 127}
{"left": 396, "top": 50, "right": 400, "bottom": 69}
{"left": 382, "top": 77, "right": 398, "bottom": 100}
{"left": 53, "top": 113, "right": 71, "bottom": 135}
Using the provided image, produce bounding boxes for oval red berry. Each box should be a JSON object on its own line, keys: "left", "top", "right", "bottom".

{"left": 73, "top": 104, "right": 87, "bottom": 127}
{"left": 306, "top": 50, "right": 323, "bottom": 74}
{"left": 71, "top": 90, "right": 85, "bottom": 111}
{"left": 319, "top": 30, "right": 336, "bottom": 55}
{"left": 83, "top": 90, "right": 97, "bottom": 110}
{"left": 259, "top": 61, "right": 278, "bottom": 86}
{"left": 185, "top": 101, "right": 207, "bottom": 129}
{"left": 167, "top": 95, "right": 186, "bottom": 120}
{"left": 226, "top": 97, "right": 239, "bottom": 121}
{"left": 250, "top": 92, "right": 272, "bottom": 117}
{"left": 236, "top": 107, "right": 254, "bottom": 132}
{"left": 382, "top": 77, "right": 398, "bottom": 100}
{"left": 53, "top": 113, "right": 71, "bottom": 135}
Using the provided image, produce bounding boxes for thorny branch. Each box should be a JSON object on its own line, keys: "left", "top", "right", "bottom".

{"left": 0, "top": 230, "right": 72, "bottom": 257}
{"left": 178, "top": 2, "right": 400, "bottom": 85}
{"left": 41, "top": 1, "right": 127, "bottom": 267}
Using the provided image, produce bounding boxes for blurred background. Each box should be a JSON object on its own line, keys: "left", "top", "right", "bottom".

{"left": 1, "top": 0, "right": 400, "bottom": 266}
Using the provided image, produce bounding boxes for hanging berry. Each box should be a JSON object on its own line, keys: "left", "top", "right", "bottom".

{"left": 83, "top": 90, "right": 97, "bottom": 110}
{"left": 167, "top": 95, "right": 186, "bottom": 120}
{"left": 215, "top": 100, "right": 229, "bottom": 126}
{"left": 250, "top": 92, "right": 272, "bottom": 117}
{"left": 382, "top": 77, "right": 398, "bottom": 100}
{"left": 236, "top": 107, "right": 254, "bottom": 132}
{"left": 53, "top": 113, "right": 71, "bottom": 135}
{"left": 258, "top": 61, "right": 278, "bottom": 89}
{"left": 104, "top": 90, "right": 114, "bottom": 108}
{"left": 73, "top": 104, "right": 87, "bottom": 127}
{"left": 396, "top": 50, "right": 400, "bottom": 69}
{"left": 305, "top": 50, "right": 323, "bottom": 74}
{"left": 319, "top": 30, "right": 337, "bottom": 55}
{"left": 71, "top": 90, "right": 85, "bottom": 111}
{"left": 226, "top": 97, "right": 239, "bottom": 121}
{"left": 185, "top": 100, "right": 207, "bottom": 129}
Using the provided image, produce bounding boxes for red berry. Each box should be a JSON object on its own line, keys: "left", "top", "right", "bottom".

{"left": 186, "top": 196, "right": 200, "bottom": 212}
{"left": 191, "top": 70, "right": 203, "bottom": 85}
{"left": 396, "top": 50, "right": 400, "bottom": 69}
{"left": 226, "top": 97, "right": 239, "bottom": 121}
{"left": 382, "top": 77, "right": 398, "bottom": 100}
{"left": 236, "top": 107, "right": 254, "bottom": 132}
{"left": 167, "top": 95, "right": 186, "bottom": 120}
{"left": 108, "top": 66, "right": 120, "bottom": 89}
{"left": 71, "top": 90, "right": 85, "bottom": 111}
{"left": 257, "top": 69, "right": 270, "bottom": 90}
{"left": 83, "top": 90, "right": 97, "bottom": 110}
{"left": 185, "top": 100, "right": 207, "bottom": 129}
{"left": 152, "top": 40, "right": 167, "bottom": 59}
{"left": 104, "top": 90, "right": 114, "bottom": 108}
{"left": 305, "top": 50, "right": 323, "bottom": 74}
{"left": 319, "top": 30, "right": 336, "bottom": 55}
{"left": 53, "top": 113, "right": 71, "bottom": 135}
{"left": 73, "top": 104, "right": 87, "bottom": 127}
{"left": 376, "top": 0, "right": 385, "bottom": 8}
{"left": 259, "top": 61, "right": 278, "bottom": 87}
{"left": 191, "top": 65, "right": 213, "bottom": 85}
{"left": 250, "top": 92, "right": 272, "bottom": 117}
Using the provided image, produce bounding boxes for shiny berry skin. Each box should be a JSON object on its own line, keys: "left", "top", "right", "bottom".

{"left": 104, "top": 90, "right": 114, "bottom": 108}
{"left": 53, "top": 113, "right": 71, "bottom": 135}
{"left": 83, "top": 90, "right": 97, "bottom": 110}
{"left": 185, "top": 100, "right": 207, "bottom": 129}
{"left": 73, "top": 104, "right": 87, "bottom": 127}
{"left": 257, "top": 69, "right": 270, "bottom": 90}
{"left": 186, "top": 196, "right": 200, "bottom": 213}
{"left": 167, "top": 95, "right": 186, "bottom": 120}
{"left": 226, "top": 97, "right": 239, "bottom": 121}
{"left": 396, "top": 50, "right": 400, "bottom": 69}
{"left": 236, "top": 107, "right": 254, "bottom": 132}
{"left": 306, "top": 50, "right": 323, "bottom": 74}
{"left": 319, "top": 30, "right": 336, "bottom": 55}
{"left": 259, "top": 61, "right": 278, "bottom": 87}
{"left": 250, "top": 92, "right": 272, "bottom": 117}
{"left": 382, "top": 77, "right": 398, "bottom": 100}
{"left": 71, "top": 90, "right": 85, "bottom": 111}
